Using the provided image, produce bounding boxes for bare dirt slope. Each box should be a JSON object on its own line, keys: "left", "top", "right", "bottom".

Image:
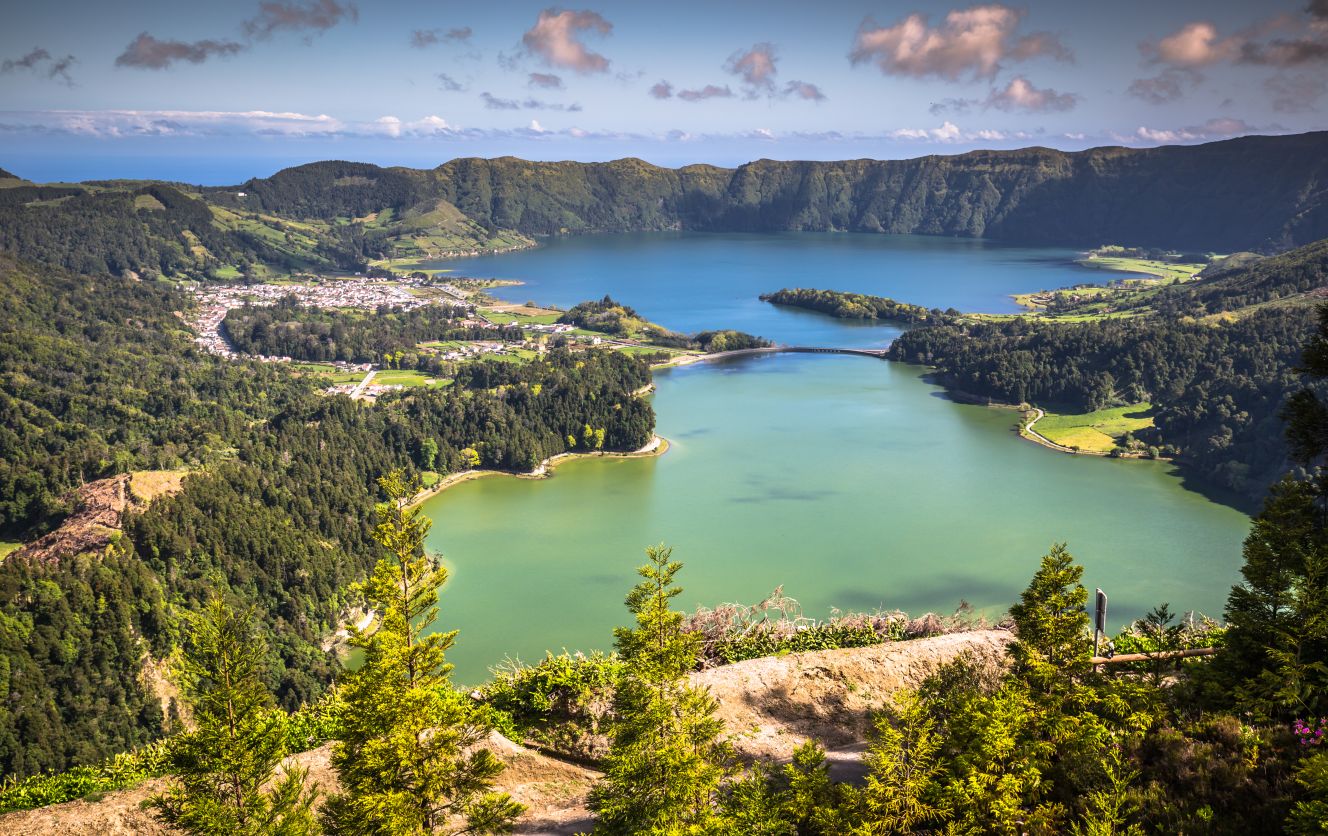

{"left": 691, "top": 629, "right": 1013, "bottom": 770}
{"left": 0, "top": 630, "right": 1012, "bottom": 835}
{"left": 0, "top": 736, "right": 600, "bottom": 836}
{"left": 8, "top": 470, "right": 188, "bottom": 566}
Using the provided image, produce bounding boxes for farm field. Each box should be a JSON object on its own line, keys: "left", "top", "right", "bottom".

{"left": 480, "top": 308, "right": 562, "bottom": 325}
{"left": 289, "top": 363, "right": 366, "bottom": 384}
{"left": 374, "top": 370, "right": 452, "bottom": 388}
{"left": 1033, "top": 402, "right": 1155, "bottom": 452}
{"left": 1077, "top": 255, "right": 1206, "bottom": 282}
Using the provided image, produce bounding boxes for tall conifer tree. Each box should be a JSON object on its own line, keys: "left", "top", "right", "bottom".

{"left": 321, "top": 471, "right": 522, "bottom": 835}
{"left": 589, "top": 545, "right": 732, "bottom": 834}
{"left": 149, "top": 600, "right": 319, "bottom": 836}
{"left": 1219, "top": 303, "right": 1328, "bottom": 720}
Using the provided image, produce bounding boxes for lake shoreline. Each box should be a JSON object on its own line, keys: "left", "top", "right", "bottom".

{"left": 408, "top": 434, "right": 670, "bottom": 508}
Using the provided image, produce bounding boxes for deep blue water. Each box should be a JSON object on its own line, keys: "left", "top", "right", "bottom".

{"left": 447, "top": 231, "right": 1126, "bottom": 345}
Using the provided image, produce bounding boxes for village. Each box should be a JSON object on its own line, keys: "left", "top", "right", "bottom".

{"left": 186, "top": 275, "right": 593, "bottom": 400}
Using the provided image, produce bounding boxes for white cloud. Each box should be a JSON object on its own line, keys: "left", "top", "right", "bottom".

{"left": 985, "top": 76, "right": 1076, "bottom": 112}
{"left": 888, "top": 121, "right": 964, "bottom": 142}
{"left": 522, "top": 9, "right": 613, "bottom": 74}
{"left": 851, "top": 4, "right": 1072, "bottom": 81}
{"left": 1129, "top": 118, "right": 1264, "bottom": 144}
{"left": 0, "top": 109, "right": 462, "bottom": 139}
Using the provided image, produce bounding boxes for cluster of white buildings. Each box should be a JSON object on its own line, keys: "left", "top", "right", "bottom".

{"left": 184, "top": 279, "right": 616, "bottom": 395}
{"left": 188, "top": 277, "right": 472, "bottom": 359}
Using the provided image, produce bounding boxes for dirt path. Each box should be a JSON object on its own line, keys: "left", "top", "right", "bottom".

{"left": 1019, "top": 408, "right": 1110, "bottom": 457}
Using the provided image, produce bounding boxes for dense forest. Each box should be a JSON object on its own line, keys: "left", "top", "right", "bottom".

{"left": 206, "top": 133, "right": 1328, "bottom": 251}
{"left": 761, "top": 287, "right": 957, "bottom": 323}
{"left": 0, "top": 255, "right": 655, "bottom": 776}
{"left": 887, "top": 241, "right": 1328, "bottom": 499}
{"left": 892, "top": 307, "right": 1316, "bottom": 497}
{"left": 221, "top": 297, "right": 522, "bottom": 365}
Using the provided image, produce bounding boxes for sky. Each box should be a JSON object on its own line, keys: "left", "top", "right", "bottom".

{"left": 1, "top": 0, "right": 1326, "bottom": 183}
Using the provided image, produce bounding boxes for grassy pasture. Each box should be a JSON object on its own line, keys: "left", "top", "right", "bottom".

{"left": 1077, "top": 255, "right": 1205, "bottom": 282}
{"left": 481, "top": 309, "right": 562, "bottom": 325}
{"left": 290, "top": 363, "right": 365, "bottom": 384}
{"left": 129, "top": 469, "right": 189, "bottom": 504}
{"left": 1034, "top": 403, "right": 1154, "bottom": 452}
{"left": 374, "top": 370, "right": 452, "bottom": 388}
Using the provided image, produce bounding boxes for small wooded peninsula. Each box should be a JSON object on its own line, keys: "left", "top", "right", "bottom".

{"left": 1, "top": 134, "right": 1328, "bottom": 834}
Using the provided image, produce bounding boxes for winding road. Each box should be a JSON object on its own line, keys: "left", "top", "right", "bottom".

{"left": 1021, "top": 407, "right": 1085, "bottom": 454}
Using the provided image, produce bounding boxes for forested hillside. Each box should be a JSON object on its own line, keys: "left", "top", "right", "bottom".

{"left": 889, "top": 240, "right": 1328, "bottom": 498}
{"left": 0, "top": 256, "right": 655, "bottom": 776}
{"left": 0, "top": 177, "right": 528, "bottom": 280}
{"left": 213, "top": 133, "right": 1328, "bottom": 251}
{"left": 4, "top": 134, "right": 1327, "bottom": 280}
{"left": 761, "top": 287, "right": 955, "bottom": 323}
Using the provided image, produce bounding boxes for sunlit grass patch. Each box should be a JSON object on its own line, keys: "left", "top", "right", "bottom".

{"left": 1035, "top": 403, "right": 1154, "bottom": 452}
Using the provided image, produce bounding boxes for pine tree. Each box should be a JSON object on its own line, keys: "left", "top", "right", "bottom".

{"left": 149, "top": 600, "right": 319, "bottom": 836}
{"left": 934, "top": 545, "right": 1149, "bottom": 834}
{"left": 1219, "top": 304, "right": 1328, "bottom": 721}
{"left": 719, "top": 742, "right": 850, "bottom": 836}
{"left": 1007, "top": 542, "right": 1093, "bottom": 698}
{"left": 589, "top": 544, "right": 732, "bottom": 834}
{"left": 1218, "top": 479, "right": 1328, "bottom": 721}
{"left": 848, "top": 691, "right": 948, "bottom": 834}
{"left": 321, "top": 471, "right": 522, "bottom": 835}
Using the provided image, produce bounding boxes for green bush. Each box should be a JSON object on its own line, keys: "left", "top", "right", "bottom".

{"left": 0, "top": 693, "right": 342, "bottom": 814}
{"left": 480, "top": 652, "right": 624, "bottom": 760}
{"left": 0, "top": 739, "right": 172, "bottom": 813}
{"left": 709, "top": 621, "right": 904, "bottom": 666}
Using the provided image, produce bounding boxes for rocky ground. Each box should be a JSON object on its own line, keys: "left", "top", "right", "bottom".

{"left": 0, "top": 629, "right": 1012, "bottom": 835}
{"left": 8, "top": 471, "right": 188, "bottom": 566}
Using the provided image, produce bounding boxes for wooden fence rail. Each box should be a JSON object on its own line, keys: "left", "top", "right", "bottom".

{"left": 1091, "top": 647, "right": 1217, "bottom": 665}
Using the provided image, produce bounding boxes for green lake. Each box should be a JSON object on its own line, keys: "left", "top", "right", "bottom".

{"left": 419, "top": 234, "right": 1253, "bottom": 684}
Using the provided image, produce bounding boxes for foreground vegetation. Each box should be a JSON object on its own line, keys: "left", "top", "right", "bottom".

{"left": 6, "top": 464, "right": 1326, "bottom": 832}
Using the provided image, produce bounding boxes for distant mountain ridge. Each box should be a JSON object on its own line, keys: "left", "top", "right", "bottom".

{"left": 205, "top": 132, "right": 1328, "bottom": 252}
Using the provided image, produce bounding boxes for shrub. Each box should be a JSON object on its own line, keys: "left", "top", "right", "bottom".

{"left": 480, "top": 651, "right": 624, "bottom": 760}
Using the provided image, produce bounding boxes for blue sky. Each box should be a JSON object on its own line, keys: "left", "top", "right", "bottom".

{"left": 1, "top": 0, "right": 1326, "bottom": 183}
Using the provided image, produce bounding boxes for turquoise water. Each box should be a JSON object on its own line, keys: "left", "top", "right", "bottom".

{"left": 419, "top": 234, "right": 1252, "bottom": 684}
